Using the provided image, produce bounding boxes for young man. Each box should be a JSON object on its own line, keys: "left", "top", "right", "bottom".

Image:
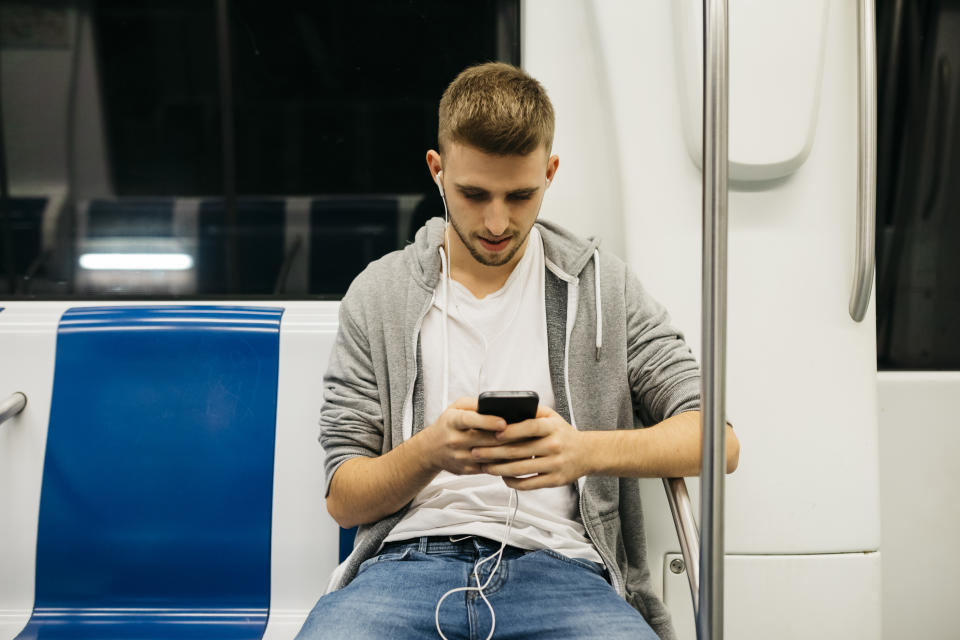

{"left": 297, "top": 62, "right": 739, "bottom": 640}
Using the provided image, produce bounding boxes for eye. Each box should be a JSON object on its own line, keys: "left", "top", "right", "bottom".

{"left": 463, "top": 192, "right": 487, "bottom": 201}
{"left": 508, "top": 193, "right": 534, "bottom": 201}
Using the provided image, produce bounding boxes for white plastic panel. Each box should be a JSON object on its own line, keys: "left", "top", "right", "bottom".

{"left": 673, "top": 0, "right": 830, "bottom": 182}
{"left": 878, "top": 372, "right": 960, "bottom": 640}
{"left": 526, "top": 4, "right": 882, "bottom": 629}
{"left": 547, "top": 0, "right": 881, "bottom": 562}
{"left": 0, "top": 303, "right": 65, "bottom": 640}
{"left": 262, "top": 302, "right": 342, "bottom": 640}
{"left": 521, "top": 0, "right": 626, "bottom": 260}
{"left": 664, "top": 552, "right": 882, "bottom": 639}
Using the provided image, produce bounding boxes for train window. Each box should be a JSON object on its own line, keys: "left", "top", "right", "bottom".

{"left": 876, "top": 0, "right": 960, "bottom": 369}
{"left": 0, "top": 0, "right": 520, "bottom": 298}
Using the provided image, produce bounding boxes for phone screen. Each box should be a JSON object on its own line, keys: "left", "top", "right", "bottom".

{"left": 477, "top": 390, "right": 539, "bottom": 424}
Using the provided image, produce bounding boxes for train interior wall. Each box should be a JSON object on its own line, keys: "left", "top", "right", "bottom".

{"left": 1, "top": 1, "right": 958, "bottom": 638}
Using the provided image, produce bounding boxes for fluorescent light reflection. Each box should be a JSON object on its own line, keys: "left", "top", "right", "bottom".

{"left": 79, "top": 253, "right": 194, "bottom": 271}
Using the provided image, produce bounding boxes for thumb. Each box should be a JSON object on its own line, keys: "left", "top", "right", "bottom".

{"left": 452, "top": 396, "right": 478, "bottom": 412}
{"left": 536, "top": 404, "right": 560, "bottom": 419}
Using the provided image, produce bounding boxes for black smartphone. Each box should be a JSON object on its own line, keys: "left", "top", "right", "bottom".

{"left": 477, "top": 390, "right": 539, "bottom": 424}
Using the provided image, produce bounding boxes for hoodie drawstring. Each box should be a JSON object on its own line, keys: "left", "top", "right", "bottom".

{"left": 439, "top": 240, "right": 602, "bottom": 385}
{"left": 438, "top": 245, "right": 450, "bottom": 407}
{"left": 594, "top": 249, "right": 603, "bottom": 361}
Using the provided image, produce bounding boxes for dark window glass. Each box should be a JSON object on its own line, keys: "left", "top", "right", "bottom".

{"left": 0, "top": 0, "right": 520, "bottom": 299}
{"left": 96, "top": 1, "right": 222, "bottom": 196}
{"left": 876, "top": 0, "right": 960, "bottom": 369}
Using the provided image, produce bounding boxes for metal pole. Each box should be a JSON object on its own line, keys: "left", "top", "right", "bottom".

{"left": 698, "top": 0, "right": 729, "bottom": 638}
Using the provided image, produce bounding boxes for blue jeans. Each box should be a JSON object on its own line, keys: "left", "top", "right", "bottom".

{"left": 295, "top": 536, "right": 658, "bottom": 640}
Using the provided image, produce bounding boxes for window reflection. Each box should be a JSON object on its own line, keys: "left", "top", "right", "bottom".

{"left": 0, "top": 0, "right": 519, "bottom": 298}
{"left": 876, "top": 0, "right": 960, "bottom": 369}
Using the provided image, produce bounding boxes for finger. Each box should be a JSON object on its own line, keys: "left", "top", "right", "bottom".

{"left": 457, "top": 463, "right": 484, "bottom": 475}
{"left": 451, "top": 450, "right": 485, "bottom": 475}
{"left": 536, "top": 404, "right": 559, "bottom": 419}
{"left": 502, "top": 473, "right": 562, "bottom": 491}
{"left": 481, "top": 457, "right": 549, "bottom": 477}
{"left": 471, "top": 442, "right": 539, "bottom": 462}
{"left": 463, "top": 430, "right": 505, "bottom": 448}
{"left": 452, "top": 397, "right": 478, "bottom": 411}
{"left": 496, "top": 418, "right": 551, "bottom": 441}
{"left": 454, "top": 410, "right": 506, "bottom": 432}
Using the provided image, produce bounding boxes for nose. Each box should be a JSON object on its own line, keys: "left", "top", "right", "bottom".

{"left": 484, "top": 200, "right": 510, "bottom": 237}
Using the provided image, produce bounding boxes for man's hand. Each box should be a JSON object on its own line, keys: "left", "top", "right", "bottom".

{"left": 418, "top": 397, "right": 508, "bottom": 475}
{"left": 327, "top": 397, "right": 507, "bottom": 528}
{"left": 470, "top": 405, "right": 591, "bottom": 490}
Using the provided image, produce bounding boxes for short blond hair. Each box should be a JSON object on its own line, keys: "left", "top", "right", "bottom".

{"left": 438, "top": 62, "right": 555, "bottom": 156}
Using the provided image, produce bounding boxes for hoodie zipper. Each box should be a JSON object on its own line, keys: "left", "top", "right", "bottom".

{"left": 403, "top": 233, "right": 624, "bottom": 593}
{"left": 550, "top": 265, "right": 625, "bottom": 597}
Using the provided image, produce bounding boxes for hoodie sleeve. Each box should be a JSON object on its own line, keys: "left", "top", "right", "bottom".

{"left": 318, "top": 294, "right": 384, "bottom": 495}
{"left": 624, "top": 266, "right": 701, "bottom": 426}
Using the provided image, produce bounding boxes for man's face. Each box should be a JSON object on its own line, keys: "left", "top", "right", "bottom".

{"left": 436, "top": 143, "right": 558, "bottom": 268}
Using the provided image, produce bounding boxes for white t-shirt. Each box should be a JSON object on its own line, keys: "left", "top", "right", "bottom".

{"left": 384, "top": 226, "right": 602, "bottom": 563}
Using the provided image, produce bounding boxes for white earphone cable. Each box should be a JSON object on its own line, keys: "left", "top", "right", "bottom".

{"left": 433, "top": 169, "right": 521, "bottom": 639}
{"left": 435, "top": 488, "right": 519, "bottom": 640}
{"left": 438, "top": 170, "right": 450, "bottom": 407}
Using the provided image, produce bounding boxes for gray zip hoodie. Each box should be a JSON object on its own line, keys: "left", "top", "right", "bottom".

{"left": 320, "top": 217, "right": 700, "bottom": 639}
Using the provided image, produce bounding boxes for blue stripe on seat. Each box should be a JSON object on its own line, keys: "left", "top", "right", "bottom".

{"left": 17, "top": 306, "right": 283, "bottom": 640}
{"left": 339, "top": 527, "right": 358, "bottom": 563}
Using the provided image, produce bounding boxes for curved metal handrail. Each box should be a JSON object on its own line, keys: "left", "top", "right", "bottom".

{"left": 850, "top": 0, "right": 878, "bottom": 321}
{"left": 0, "top": 392, "right": 27, "bottom": 426}
{"left": 664, "top": 477, "right": 700, "bottom": 614}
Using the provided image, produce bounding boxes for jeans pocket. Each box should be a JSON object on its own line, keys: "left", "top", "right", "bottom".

{"left": 357, "top": 547, "right": 414, "bottom": 574}
{"left": 536, "top": 549, "right": 607, "bottom": 577}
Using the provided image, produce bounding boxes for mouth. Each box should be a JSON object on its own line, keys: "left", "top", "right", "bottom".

{"left": 478, "top": 236, "right": 511, "bottom": 252}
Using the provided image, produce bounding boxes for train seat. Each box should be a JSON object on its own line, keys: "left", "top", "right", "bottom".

{"left": 0, "top": 301, "right": 697, "bottom": 639}
{"left": 12, "top": 305, "right": 284, "bottom": 640}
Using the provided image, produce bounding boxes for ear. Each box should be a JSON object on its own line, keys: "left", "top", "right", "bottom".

{"left": 426, "top": 149, "right": 443, "bottom": 184}
{"left": 545, "top": 154, "right": 560, "bottom": 187}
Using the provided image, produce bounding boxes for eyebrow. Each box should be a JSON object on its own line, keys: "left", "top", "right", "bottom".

{"left": 454, "top": 184, "right": 540, "bottom": 197}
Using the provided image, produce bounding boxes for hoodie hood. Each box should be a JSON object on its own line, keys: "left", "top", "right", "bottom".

{"left": 404, "top": 217, "right": 601, "bottom": 290}
{"left": 536, "top": 217, "right": 602, "bottom": 280}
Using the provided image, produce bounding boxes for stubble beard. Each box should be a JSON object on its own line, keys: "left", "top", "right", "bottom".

{"left": 447, "top": 214, "right": 533, "bottom": 267}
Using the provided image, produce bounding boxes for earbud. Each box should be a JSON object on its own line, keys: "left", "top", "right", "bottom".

{"left": 435, "top": 170, "right": 445, "bottom": 198}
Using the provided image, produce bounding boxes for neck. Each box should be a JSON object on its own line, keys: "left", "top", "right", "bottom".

{"left": 445, "top": 226, "right": 531, "bottom": 299}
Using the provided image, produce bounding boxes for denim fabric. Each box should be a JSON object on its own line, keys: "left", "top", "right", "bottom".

{"left": 295, "top": 536, "right": 659, "bottom": 640}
